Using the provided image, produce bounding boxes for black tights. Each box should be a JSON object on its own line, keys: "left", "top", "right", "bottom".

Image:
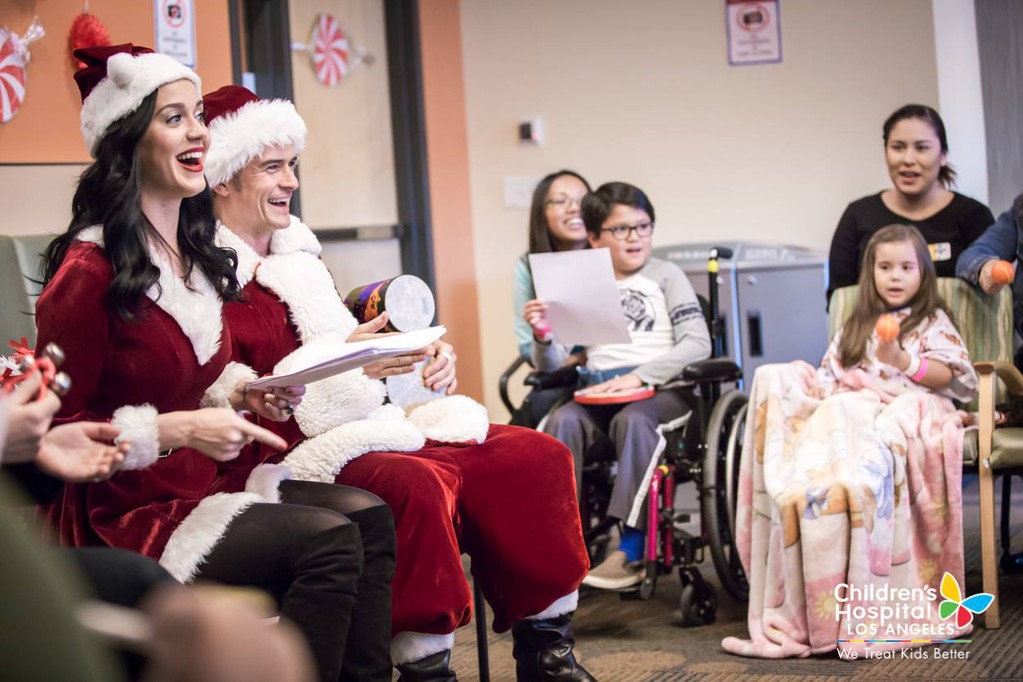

{"left": 196, "top": 480, "right": 395, "bottom": 682}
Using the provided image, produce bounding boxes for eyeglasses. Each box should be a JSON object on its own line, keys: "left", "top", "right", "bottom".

{"left": 545, "top": 194, "right": 584, "bottom": 209}
{"left": 600, "top": 222, "right": 654, "bottom": 240}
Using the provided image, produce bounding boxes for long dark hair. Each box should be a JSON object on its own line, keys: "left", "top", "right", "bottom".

{"left": 882, "top": 104, "right": 956, "bottom": 189}
{"left": 837, "top": 224, "right": 949, "bottom": 368}
{"left": 527, "top": 169, "right": 591, "bottom": 253}
{"left": 43, "top": 89, "right": 239, "bottom": 320}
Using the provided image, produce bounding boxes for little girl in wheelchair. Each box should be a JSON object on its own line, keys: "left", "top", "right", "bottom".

{"left": 723, "top": 224, "right": 979, "bottom": 659}
{"left": 525, "top": 181, "right": 712, "bottom": 590}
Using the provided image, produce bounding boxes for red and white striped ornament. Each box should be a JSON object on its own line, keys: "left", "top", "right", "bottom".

{"left": 311, "top": 14, "right": 349, "bottom": 86}
{"left": 0, "top": 18, "right": 43, "bottom": 124}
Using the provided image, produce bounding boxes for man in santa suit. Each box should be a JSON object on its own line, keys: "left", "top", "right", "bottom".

{"left": 203, "top": 85, "right": 595, "bottom": 681}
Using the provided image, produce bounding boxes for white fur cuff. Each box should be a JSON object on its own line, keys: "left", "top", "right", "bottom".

{"left": 527, "top": 591, "right": 579, "bottom": 620}
{"left": 391, "top": 632, "right": 455, "bottom": 665}
{"left": 200, "top": 362, "right": 258, "bottom": 409}
{"left": 245, "top": 463, "right": 292, "bottom": 503}
{"left": 112, "top": 404, "right": 161, "bottom": 470}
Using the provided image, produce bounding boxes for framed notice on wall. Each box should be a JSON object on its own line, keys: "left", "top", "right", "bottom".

{"left": 726, "top": 0, "right": 782, "bottom": 66}
{"left": 154, "top": 0, "right": 196, "bottom": 66}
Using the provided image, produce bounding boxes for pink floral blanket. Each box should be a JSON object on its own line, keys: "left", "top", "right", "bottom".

{"left": 721, "top": 360, "right": 973, "bottom": 658}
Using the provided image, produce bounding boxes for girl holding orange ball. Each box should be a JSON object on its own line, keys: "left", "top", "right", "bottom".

{"left": 723, "top": 223, "right": 978, "bottom": 660}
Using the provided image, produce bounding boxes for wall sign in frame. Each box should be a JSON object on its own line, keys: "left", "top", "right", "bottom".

{"left": 154, "top": 0, "right": 196, "bottom": 66}
{"left": 726, "top": 0, "right": 782, "bottom": 66}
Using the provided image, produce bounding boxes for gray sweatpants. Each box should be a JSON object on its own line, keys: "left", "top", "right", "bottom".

{"left": 543, "top": 390, "right": 689, "bottom": 526}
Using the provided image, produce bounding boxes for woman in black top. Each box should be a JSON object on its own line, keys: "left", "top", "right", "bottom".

{"left": 827, "top": 104, "right": 993, "bottom": 303}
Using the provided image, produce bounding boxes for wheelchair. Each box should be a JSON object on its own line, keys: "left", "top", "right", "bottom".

{"left": 500, "top": 247, "right": 750, "bottom": 626}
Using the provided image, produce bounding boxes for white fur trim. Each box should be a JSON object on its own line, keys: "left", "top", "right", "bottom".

{"left": 111, "top": 404, "right": 160, "bottom": 470}
{"left": 215, "top": 222, "right": 262, "bottom": 287}
{"left": 215, "top": 217, "right": 321, "bottom": 287}
{"left": 75, "top": 227, "right": 224, "bottom": 366}
{"left": 147, "top": 248, "right": 223, "bottom": 366}
{"left": 159, "top": 492, "right": 263, "bottom": 583}
{"left": 200, "top": 361, "right": 257, "bottom": 409}
{"left": 406, "top": 395, "right": 490, "bottom": 445}
{"left": 257, "top": 249, "right": 356, "bottom": 343}
{"left": 275, "top": 333, "right": 387, "bottom": 437}
{"left": 81, "top": 52, "right": 201, "bottom": 157}
{"left": 244, "top": 464, "right": 292, "bottom": 503}
{"left": 281, "top": 418, "right": 424, "bottom": 483}
{"left": 527, "top": 591, "right": 579, "bottom": 620}
{"left": 205, "top": 99, "right": 307, "bottom": 187}
{"left": 391, "top": 632, "right": 454, "bottom": 666}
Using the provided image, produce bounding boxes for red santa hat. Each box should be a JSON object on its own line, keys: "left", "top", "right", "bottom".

{"left": 202, "top": 85, "right": 307, "bottom": 188}
{"left": 74, "top": 43, "right": 201, "bottom": 157}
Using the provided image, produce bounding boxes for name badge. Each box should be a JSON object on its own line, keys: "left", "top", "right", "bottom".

{"left": 928, "top": 242, "right": 952, "bottom": 262}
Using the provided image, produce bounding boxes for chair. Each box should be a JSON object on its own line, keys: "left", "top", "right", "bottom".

{"left": 0, "top": 234, "right": 54, "bottom": 347}
{"left": 828, "top": 278, "right": 1015, "bottom": 628}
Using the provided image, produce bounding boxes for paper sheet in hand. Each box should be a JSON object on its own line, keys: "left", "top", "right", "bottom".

{"left": 529, "top": 249, "right": 630, "bottom": 346}
{"left": 248, "top": 326, "right": 447, "bottom": 389}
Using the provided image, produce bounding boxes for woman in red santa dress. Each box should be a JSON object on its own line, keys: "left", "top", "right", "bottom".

{"left": 35, "top": 45, "right": 396, "bottom": 682}
{"left": 203, "top": 84, "right": 594, "bottom": 682}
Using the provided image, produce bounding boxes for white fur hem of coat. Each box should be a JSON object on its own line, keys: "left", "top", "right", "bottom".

{"left": 526, "top": 591, "right": 578, "bottom": 620}
{"left": 200, "top": 361, "right": 258, "bottom": 409}
{"left": 281, "top": 417, "right": 425, "bottom": 483}
{"left": 111, "top": 404, "right": 160, "bottom": 470}
{"left": 244, "top": 463, "right": 292, "bottom": 503}
{"left": 158, "top": 491, "right": 263, "bottom": 583}
{"left": 391, "top": 632, "right": 455, "bottom": 665}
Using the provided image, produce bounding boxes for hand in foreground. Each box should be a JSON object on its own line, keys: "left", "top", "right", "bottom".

{"left": 3, "top": 370, "right": 62, "bottom": 463}
{"left": 577, "top": 373, "right": 644, "bottom": 395}
{"left": 232, "top": 381, "right": 305, "bottom": 422}
{"left": 182, "top": 408, "right": 288, "bottom": 461}
{"left": 142, "top": 586, "right": 315, "bottom": 682}
{"left": 979, "top": 258, "right": 1010, "bottom": 296}
{"left": 351, "top": 312, "right": 429, "bottom": 380}
{"left": 422, "top": 341, "right": 458, "bottom": 395}
{"left": 874, "top": 336, "right": 906, "bottom": 371}
{"left": 523, "top": 298, "right": 552, "bottom": 341}
{"left": 36, "top": 422, "right": 129, "bottom": 483}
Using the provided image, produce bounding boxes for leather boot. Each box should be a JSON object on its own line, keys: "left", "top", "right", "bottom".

{"left": 339, "top": 504, "right": 396, "bottom": 682}
{"left": 511, "top": 613, "right": 596, "bottom": 681}
{"left": 395, "top": 649, "right": 458, "bottom": 681}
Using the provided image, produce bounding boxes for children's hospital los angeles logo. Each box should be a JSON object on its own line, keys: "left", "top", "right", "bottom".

{"left": 833, "top": 572, "right": 994, "bottom": 660}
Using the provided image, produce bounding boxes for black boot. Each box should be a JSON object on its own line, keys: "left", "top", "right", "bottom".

{"left": 339, "top": 504, "right": 397, "bottom": 682}
{"left": 395, "top": 650, "right": 458, "bottom": 681}
{"left": 512, "top": 613, "right": 595, "bottom": 681}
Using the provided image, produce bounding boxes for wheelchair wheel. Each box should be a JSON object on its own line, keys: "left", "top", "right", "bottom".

{"left": 678, "top": 569, "right": 717, "bottom": 626}
{"left": 701, "top": 389, "right": 750, "bottom": 602}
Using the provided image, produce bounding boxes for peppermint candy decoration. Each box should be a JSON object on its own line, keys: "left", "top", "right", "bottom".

{"left": 312, "top": 14, "right": 349, "bottom": 86}
{"left": 0, "top": 18, "right": 43, "bottom": 124}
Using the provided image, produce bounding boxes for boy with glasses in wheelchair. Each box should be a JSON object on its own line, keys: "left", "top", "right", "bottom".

{"left": 525, "top": 181, "right": 712, "bottom": 589}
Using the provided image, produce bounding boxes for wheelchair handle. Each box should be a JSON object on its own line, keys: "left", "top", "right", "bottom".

{"left": 706, "top": 247, "right": 732, "bottom": 360}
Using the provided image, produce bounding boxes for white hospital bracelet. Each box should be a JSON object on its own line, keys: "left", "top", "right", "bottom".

{"left": 904, "top": 354, "right": 921, "bottom": 377}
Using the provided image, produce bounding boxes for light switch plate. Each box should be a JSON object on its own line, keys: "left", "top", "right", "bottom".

{"left": 504, "top": 175, "right": 542, "bottom": 210}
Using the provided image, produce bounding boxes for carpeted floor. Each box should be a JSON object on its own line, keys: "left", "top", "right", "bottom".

{"left": 447, "top": 475, "right": 1023, "bottom": 681}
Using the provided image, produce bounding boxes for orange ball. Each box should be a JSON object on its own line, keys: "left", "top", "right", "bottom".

{"left": 874, "top": 314, "right": 900, "bottom": 343}
{"left": 991, "top": 259, "right": 1015, "bottom": 285}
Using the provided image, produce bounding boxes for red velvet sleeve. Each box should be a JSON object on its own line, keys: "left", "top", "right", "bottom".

{"left": 34, "top": 243, "right": 113, "bottom": 420}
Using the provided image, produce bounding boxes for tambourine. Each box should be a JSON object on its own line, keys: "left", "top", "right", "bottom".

{"left": 574, "top": 386, "right": 655, "bottom": 405}
{"left": 344, "top": 275, "right": 436, "bottom": 333}
{"left": 2, "top": 338, "right": 71, "bottom": 399}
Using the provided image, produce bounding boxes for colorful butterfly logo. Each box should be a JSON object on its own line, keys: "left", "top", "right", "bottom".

{"left": 938, "top": 572, "right": 994, "bottom": 628}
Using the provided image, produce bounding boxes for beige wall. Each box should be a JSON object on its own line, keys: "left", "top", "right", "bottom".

{"left": 460, "top": 0, "right": 945, "bottom": 417}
